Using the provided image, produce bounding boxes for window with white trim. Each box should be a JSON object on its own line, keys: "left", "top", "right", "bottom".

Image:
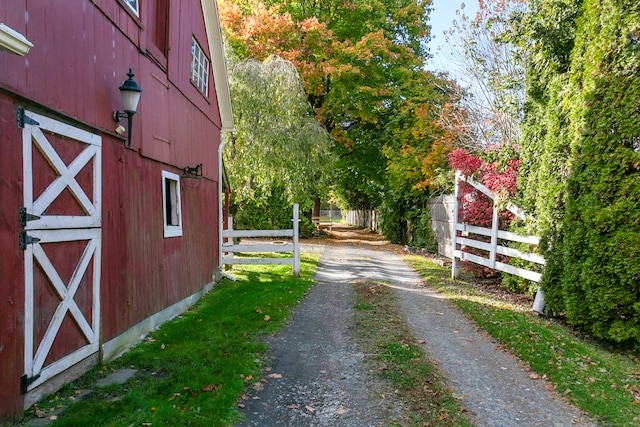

{"left": 190, "top": 37, "right": 209, "bottom": 96}
{"left": 162, "top": 171, "right": 183, "bottom": 237}
{"left": 123, "top": 0, "right": 140, "bottom": 16}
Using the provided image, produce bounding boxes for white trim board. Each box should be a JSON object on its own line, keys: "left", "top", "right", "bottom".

{"left": 102, "top": 281, "right": 215, "bottom": 362}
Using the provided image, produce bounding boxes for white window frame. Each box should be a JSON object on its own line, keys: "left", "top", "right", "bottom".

{"left": 190, "top": 37, "right": 210, "bottom": 96}
{"left": 123, "top": 0, "right": 140, "bottom": 17}
{"left": 162, "top": 171, "right": 183, "bottom": 238}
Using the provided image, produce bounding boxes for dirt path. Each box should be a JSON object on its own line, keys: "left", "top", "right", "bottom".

{"left": 236, "top": 226, "right": 593, "bottom": 426}
{"left": 236, "top": 243, "right": 405, "bottom": 426}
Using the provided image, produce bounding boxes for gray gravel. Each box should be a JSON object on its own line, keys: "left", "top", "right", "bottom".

{"left": 236, "top": 244, "right": 406, "bottom": 426}
{"left": 236, "top": 244, "right": 595, "bottom": 427}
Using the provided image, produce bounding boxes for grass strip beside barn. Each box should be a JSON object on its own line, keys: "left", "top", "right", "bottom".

{"left": 22, "top": 254, "right": 319, "bottom": 427}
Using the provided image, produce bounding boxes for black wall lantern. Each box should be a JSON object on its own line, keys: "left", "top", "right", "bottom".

{"left": 114, "top": 68, "right": 142, "bottom": 147}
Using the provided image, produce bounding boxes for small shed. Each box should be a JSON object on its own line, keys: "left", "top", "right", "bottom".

{"left": 0, "top": 0, "right": 233, "bottom": 422}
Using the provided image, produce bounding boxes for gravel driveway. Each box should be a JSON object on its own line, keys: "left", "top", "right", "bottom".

{"left": 236, "top": 232, "right": 594, "bottom": 426}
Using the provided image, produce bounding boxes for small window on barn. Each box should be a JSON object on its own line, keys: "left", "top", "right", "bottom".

{"left": 190, "top": 37, "right": 209, "bottom": 96}
{"left": 162, "top": 171, "right": 182, "bottom": 238}
{"left": 152, "top": 0, "right": 169, "bottom": 57}
{"left": 123, "top": 0, "right": 140, "bottom": 17}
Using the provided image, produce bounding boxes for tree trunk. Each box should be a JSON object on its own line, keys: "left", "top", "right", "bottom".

{"left": 312, "top": 197, "right": 321, "bottom": 220}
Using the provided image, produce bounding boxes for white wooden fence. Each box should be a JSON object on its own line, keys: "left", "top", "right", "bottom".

{"left": 428, "top": 194, "right": 455, "bottom": 258}
{"left": 451, "top": 172, "right": 546, "bottom": 312}
{"left": 344, "top": 209, "right": 378, "bottom": 232}
{"left": 222, "top": 204, "right": 300, "bottom": 277}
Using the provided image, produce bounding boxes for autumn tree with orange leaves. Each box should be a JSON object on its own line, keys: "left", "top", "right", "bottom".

{"left": 219, "top": 0, "right": 468, "bottom": 243}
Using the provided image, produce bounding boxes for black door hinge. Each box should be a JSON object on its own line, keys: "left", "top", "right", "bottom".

{"left": 20, "top": 374, "right": 40, "bottom": 394}
{"left": 17, "top": 106, "right": 39, "bottom": 128}
{"left": 19, "top": 206, "right": 40, "bottom": 227}
{"left": 19, "top": 230, "right": 40, "bottom": 251}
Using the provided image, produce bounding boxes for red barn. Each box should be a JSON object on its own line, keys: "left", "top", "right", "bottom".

{"left": 0, "top": 0, "right": 233, "bottom": 422}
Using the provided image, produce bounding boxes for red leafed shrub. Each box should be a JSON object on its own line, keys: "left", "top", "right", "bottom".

{"left": 481, "top": 159, "right": 520, "bottom": 197}
{"left": 448, "top": 148, "right": 482, "bottom": 176}
{"left": 448, "top": 149, "right": 518, "bottom": 278}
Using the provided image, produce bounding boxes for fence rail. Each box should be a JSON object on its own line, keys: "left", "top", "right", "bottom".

{"left": 221, "top": 204, "right": 300, "bottom": 276}
{"left": 451, "top": 172, "right": 546, "bottom": 312}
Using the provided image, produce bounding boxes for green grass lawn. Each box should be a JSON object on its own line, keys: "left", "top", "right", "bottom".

{"left": 405, "top": 255, "right": 640, "bottom": 426}
{"left": 25, "top": 254, "right": 319, "bottom": 427}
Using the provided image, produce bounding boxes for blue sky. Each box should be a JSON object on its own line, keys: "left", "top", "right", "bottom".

{"left": 427, "top": 0, "right": 479, "bottom": 77}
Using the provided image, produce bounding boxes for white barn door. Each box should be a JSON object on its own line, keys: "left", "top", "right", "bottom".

{"left": 20, "top": 109, "right": 102, "bottom": 393}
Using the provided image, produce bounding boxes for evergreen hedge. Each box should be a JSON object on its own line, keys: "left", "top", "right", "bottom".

{"left": 520, "top": 0, "right": 640, "bottom": 342}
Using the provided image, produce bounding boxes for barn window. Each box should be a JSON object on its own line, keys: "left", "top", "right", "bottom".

{"left": 190, "top": 37, "right": 209, "bottom": 96}
{"left": 123, "top": 0, "right": 140, "bottom": 16}
{"left": 162, "top": 171, "right": 183, "bottom": 238}
{"left": 152, "top": 0, "right": 169, "bottom": 57}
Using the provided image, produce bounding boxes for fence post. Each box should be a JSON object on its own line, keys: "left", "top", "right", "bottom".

{"left": 451, "top": 171, "right": 461, "bottom": 279}
{"left": 227, "top": 216, "right": 234, "bottom": 265}
{"left": 293, "top": 204, "right": 300, "bottom": 277}
{"left": 533, "top": 287, "right": 545, "bottom": 314}
{"left": 489, "top": 207, "right": 499, "bottom": 268}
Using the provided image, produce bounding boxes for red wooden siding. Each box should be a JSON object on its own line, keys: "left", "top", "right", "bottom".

{"left": 0, "top": 0, "right": 226, "bottom": 421}
{"left": 100, "top": 145, "right": 219, "bottom": 338}
{"left": 1, "top": 1, "right": 224, "bottom": 159}
{"left": 0, "top": 94, "right": 27, "bottom": 422}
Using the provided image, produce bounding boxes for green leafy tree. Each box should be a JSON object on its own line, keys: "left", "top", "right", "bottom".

{"left": 220, "top": 0, "right": 469, "bottom": 246}
{"left": 220, "top": 0, "right": 440, "bottom": 202}
{"left": 380, "top": 73, "right": 463, "bottom": 245}
{"left": 384, "top": 74, "right": 463, "bottom": 200}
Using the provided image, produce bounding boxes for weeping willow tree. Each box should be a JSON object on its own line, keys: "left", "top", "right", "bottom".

{"left": 225, "top": 54, "right": 336, "bottom": 229}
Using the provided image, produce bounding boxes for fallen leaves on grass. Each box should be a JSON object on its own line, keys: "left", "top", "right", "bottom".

{"left": 352, "top": 279, "right": 473, "bottom": 427}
